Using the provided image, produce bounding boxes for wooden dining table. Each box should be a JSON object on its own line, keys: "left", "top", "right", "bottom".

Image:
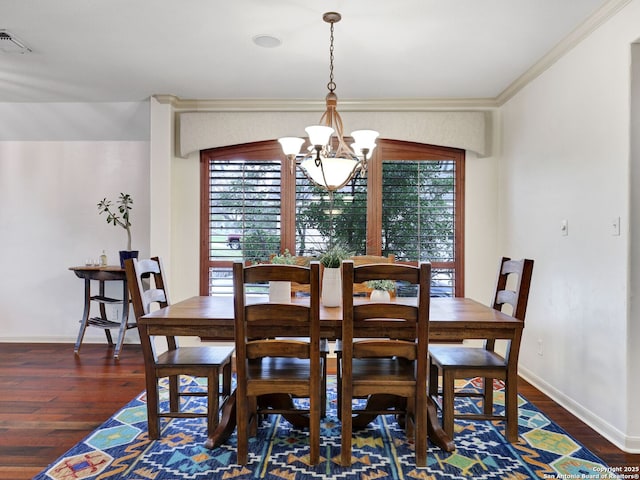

{"left": 141, "top": 294, "right": 523, "bottom": 452}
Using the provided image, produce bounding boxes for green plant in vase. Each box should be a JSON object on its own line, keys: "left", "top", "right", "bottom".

{"left": 271, "top": 248, "right": 297, "bottom": 265}
{"left": 319, "top": 245, "right": 351, "bottom": 307}
{"left": 97, "top": 193, "right": 137, "bottom": 267}
{"left": 365, "top": 279, "right": 396, "bottom": 292}
{"left": 366, "top": 279, "right": 396, "bottom": 302}
{"left": 319, "top": 245, "right": 350, "bottom": 268}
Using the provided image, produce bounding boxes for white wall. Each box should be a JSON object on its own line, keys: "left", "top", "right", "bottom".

{"left": 500, "top": 0, "right": 640, "bottom": 451}
{"left": 0, "top": 102, "right": 150, "bottom": 343}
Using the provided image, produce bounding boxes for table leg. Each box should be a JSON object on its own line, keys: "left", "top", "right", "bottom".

{"left": 204, "top": 391, "right": 237, "bottom": 449}
{"left": 352, "top": 395, "right": 456, "bottom": 452}
{"left": 200, "top": 394, "right": 455, "bottom": 453}
{"left": 427, "top": 397, "right": 456, "bottom": 452}
{"left": 112, "top": 279, "right": 130, "bottom": 359}
{"left": 74, "top": 279, "right": 92, "bottom": 354}
{"left": 95, "top": 280, "right": 114, "bottom": 346}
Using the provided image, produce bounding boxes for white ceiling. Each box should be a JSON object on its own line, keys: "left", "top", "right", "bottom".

{"left": 0, "top": 0, "right": 618, "bottom": 103}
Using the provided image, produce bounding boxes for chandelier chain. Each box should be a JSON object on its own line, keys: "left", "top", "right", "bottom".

{"left": 327, "top": 21, "right": 336, "bottom": 93}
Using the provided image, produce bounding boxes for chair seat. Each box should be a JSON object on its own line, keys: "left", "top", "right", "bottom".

{"left": 429, "top": 345, "right": 506, "bottom": 369}
{"left": 157, "top": 345, "right": 234, "bottom": 367}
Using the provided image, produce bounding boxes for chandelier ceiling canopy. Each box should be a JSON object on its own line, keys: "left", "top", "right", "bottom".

{"left": 278, "top": 12, "right": 379, "bottom": 192}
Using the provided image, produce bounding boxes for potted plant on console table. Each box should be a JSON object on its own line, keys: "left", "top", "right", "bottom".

{"left": 97, "top": 193, "right": 137, "bottom": 268}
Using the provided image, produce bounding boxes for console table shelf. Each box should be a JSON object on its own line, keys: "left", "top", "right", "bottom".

{"left": 69, "top": 265, "right": 134, "bottom": 359}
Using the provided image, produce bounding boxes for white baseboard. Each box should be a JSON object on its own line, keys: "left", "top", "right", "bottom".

{"left": 519, "top": 365, "right": 640, "bottom": 453}
{"left": 0, "top": 336, "right": 140, "bottom": 344}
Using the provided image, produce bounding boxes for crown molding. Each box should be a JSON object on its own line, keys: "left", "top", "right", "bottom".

{"left": 496, "top": 0, "right": 632, "bottom": 105}
{"left": 153, "top": 95, "right": 498, "bottom": 112}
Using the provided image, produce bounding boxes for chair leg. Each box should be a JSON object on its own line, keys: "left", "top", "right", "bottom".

{"left": 168, "top": 374, "right": 179, "bottom": 413}
{"left": 336, "top": 352, "right": 342, "bottom": 420}
{"left": 340, "top": 384, "right": 352, "bottom": 466}
{"left": 442, "top": 369, "right": 455, "bottom": 441}
{"left": 504, "top": 373, "right": 519, "bottom": 442}
{"left": 405, "top": 396, "right": 416, "bottom": 440}
{"left": 415, "top": 389, "right": 427, "bottom": 467}
{"left": 309, "top": 383, "right": 320, "bottom": 465}
{"left": 483, "top": 376, "right": 494, "bottom": 416}
{"left": 221, "top": 358, "right": 232, "bottom": 397}
{"left": 236, "top": 390, "right": 248, "bottom": 465}
{"left": 248, "top": 396, "right": 258, "bottom": 436}
{"left": 207, "top": 370, "right": 220, "bottom": 436}
{"left": 147, "top": 379, "right": 161, "bottom": 439}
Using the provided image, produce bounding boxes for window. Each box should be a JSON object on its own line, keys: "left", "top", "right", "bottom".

{"left": 295, "top": 169, "right": 368, "bottom": 257}
{"left": 201, "top": 139, "right": 464, "bottom": 296}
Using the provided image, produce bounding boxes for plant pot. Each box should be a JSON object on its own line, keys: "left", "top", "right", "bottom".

{"left": 370, "top": 289, "right": 391, "bottom": 302}
{"left": 322, "top": 267, "right": 341, "bottom": 307}
{"left": 269, "top": 281, "right": 291, "bottom": 303}
{"left": 119, "top": 250, "right": 139, "bottom": 268}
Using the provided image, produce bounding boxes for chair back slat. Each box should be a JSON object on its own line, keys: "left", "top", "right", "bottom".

{"left": 142, "top": 288, "right": 167, "bottom": 310}
{"left": 352, "top": 339, "right": 417, "bottom": 360}
{"left": 492, "top": 257, "right": 534, "bottom": 321}
{"left": 125, "top": 257, "right": 169, "bottom": 319}
{"left": 245, "top": 303, "right": 313, "bottom": 326}
{"left": 247, "top": 339, "right": 310, "bottom": 359}
{"left": 350, "top": 254, "right": 396, "bottom": 295}
{"left": 244, "top": 263, "right": 311, "bottom": 284}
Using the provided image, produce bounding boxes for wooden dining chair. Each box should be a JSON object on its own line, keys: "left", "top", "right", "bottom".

{"left": 268, "top": 253, "right": 329, "bottom": 418}
{"left": 232, "top": 260, "right": 323, "bottom": 465}
{"left": 428, "top": 257, "right": 534, "bottom": 443}
{"left": 125, "top": 257, "right": 234, "bottom": 440}
{"left": 334, "top": 253, "right": 398, "bottom": 412}
{"left": 339, "top": 259, "right": 431, "bottom": 467}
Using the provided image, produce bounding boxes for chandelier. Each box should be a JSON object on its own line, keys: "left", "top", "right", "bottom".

{"left": 278, "top": 12, "right": 379, "bottom": 192}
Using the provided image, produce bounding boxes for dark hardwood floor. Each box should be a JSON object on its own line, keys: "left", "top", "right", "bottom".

{"left": 0, "top": 343, "right": 146, "bottom": 480}
{"left": 0, "top": 343, "right": 638, "bottom": 479}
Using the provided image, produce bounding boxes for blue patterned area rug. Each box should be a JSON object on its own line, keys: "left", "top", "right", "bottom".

{"left": 34, "top": 376, "right": 618, "bottom": 480}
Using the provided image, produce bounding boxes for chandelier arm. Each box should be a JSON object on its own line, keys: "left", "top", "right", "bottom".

{"left": 332, "top": 111, "right": 352, "bottom": 154}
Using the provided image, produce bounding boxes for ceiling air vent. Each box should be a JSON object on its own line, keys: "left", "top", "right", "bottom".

{"left": 0, "top": 30, "right": 32, "bottom": 54}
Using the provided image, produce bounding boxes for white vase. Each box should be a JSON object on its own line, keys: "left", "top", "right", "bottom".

{"left": 370, "top": 289, "right": 391, "bottom": 302}
{"left": 269, "top": 281, "right": 291, "bottom": 303}
{"left": 321, "top": 267, "right": 341, "bottom": 307}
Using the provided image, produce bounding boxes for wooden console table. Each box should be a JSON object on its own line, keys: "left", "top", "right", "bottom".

{"left": 70, "top": 265, "right": 135, "bottom": 359}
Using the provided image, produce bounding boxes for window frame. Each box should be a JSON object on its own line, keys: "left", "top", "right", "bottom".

{"left": 200, "top": 139, "right": 465, "bottom": 296}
